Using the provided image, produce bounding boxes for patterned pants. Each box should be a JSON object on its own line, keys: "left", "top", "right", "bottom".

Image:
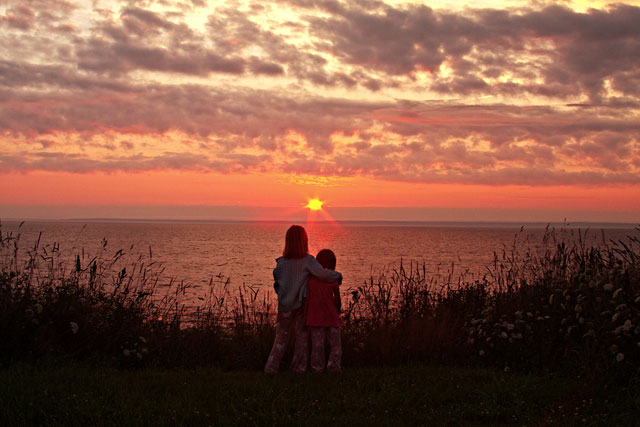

{"left": 264, "top": 308, "right": 308, "bottom": 373}
{"left": 309, "top": 327, "right": 341, "bottom": 373}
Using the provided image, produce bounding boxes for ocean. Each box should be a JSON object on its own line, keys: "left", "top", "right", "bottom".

{"left": 2, "top": 220, "right": 637, "bottom": 302}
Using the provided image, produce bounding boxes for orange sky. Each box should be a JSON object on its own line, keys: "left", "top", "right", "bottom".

{"left": 2, "top": 170, "right": 638, "bottom": 222}
{"left": 1, "top": 0, "right": 639, "bottom": 222}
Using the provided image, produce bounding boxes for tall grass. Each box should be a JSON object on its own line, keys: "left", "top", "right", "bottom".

{"left": 1, "top": 222, "right": 639, "bottom": 386}
{"left": 340, "top": 226, "right": 640, "bottom": 387}
{"left": 0, "top": 222, "right": 275, "bottom": 368}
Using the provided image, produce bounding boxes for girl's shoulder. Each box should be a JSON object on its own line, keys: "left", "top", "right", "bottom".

{"left": 275, "top": 256, "right": 309, "bottom": 268}
{"left": 306, "top": 253, "right": 322, "bottom": 263}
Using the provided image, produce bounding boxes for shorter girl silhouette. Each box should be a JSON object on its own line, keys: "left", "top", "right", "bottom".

{"left": 306, "top": 249, "right": 342, "bottom": 373}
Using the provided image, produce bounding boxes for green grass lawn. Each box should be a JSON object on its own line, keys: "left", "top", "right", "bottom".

{"left": 2, "top": 362, "right": 635, "bottom": 426}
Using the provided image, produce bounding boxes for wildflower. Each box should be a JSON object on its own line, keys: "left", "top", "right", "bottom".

{"left": 123, "top": 349, "right": 131, "bottom": 357}
{"left": 479, "top": 350, "right": 485, "bottom": 356}
{"left": 24, "top": 308, "right": 34, "bottom": 318}
{"left": 70, "top": 322, "right": 79, "bottom": 334}
{"left": 34, "top": 303, "right": 43, "bottom": 314}
{"left": 616, "top": 353, "right": 624, "bottom": 362}
{"left": 615, "top": 304, "right": 627, "bottom": 312}
{"left": 603, "top": 283, "right": 614, "bottom": 291}
{"left": 612, "top": 288, "right": 623, "bottom": 299}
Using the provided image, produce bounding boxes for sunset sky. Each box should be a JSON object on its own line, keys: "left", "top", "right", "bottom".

{"left": 1, "top": 0, "right": 639, "bottom": 222}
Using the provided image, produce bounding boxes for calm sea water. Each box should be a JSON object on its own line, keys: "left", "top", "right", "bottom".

{"left": 2, "top": 220, "right": 637, "bottom": 301}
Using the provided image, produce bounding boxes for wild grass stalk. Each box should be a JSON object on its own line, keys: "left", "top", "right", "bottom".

{"left": 1, "top": 222, "right": 639, "bottom": 388}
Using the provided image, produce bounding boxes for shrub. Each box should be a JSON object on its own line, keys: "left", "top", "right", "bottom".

{"left": 1, "top": 222, "right": 639, "bottom": 387}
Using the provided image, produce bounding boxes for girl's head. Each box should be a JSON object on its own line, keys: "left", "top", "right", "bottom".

{"left": 316, "top": 249, "right": 336, "bottom": 270}
{"left": 283, "top": 225, "right": 309, "bottom": 259}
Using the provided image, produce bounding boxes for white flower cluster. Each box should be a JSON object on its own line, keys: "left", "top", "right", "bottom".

{"left": 122, "top": 336, "right": 149, "bottom": 361}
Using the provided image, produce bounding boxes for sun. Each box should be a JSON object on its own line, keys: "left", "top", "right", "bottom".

{"left": 306, "top": 198, "right": 323, "bottom": 211}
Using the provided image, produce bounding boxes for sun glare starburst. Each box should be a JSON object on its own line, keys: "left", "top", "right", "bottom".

{"left": 306, "top": 198, "right": 323, "bottom": 211}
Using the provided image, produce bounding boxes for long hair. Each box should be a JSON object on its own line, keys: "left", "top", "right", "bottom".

{"left": 283, "top": 225, "right": 308, "bottom": 259}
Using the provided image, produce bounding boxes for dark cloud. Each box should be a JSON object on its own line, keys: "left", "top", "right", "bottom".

{"left": 3, "top": 0, "right": 640, "bottom": 99}
{"left": 121, "top": 7, "right": 175, "bottom": 34}
{"left": 1, "top": 61, "right": 637, "bottom": 186}
{"left": 0, "top": 0, "right": 75, "bottom": 31}
{"left": 0, "top": 0, "right": 638, "bottom": 186}
{"left": 248, "top": 58, "right": 284, "bottom": 75}
{"left": 0, "top": 6, "right": 37, "bottom": 30}
{"left": 291, "top": 2, "right": 640, "bottom": 99}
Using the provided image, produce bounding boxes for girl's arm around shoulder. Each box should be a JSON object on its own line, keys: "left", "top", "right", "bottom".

{"left": 306, "top": 255, "right": 342, "bottom": 283}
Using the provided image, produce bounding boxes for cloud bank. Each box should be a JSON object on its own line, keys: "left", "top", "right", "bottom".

{"left": 1, "top": 0, "right": 639, "bottom": 186}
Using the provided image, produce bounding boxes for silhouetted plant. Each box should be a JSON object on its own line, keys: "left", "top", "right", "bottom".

{"left": 1, "top": 221, "right": 639, "bottom": 387}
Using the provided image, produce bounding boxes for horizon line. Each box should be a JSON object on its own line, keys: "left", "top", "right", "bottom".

{"left": 2, "top": 217, "right": 638, "bottom": 229}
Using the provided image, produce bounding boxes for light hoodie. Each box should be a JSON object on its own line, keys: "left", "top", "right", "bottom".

{"left": 273, "top": 254, "right": 342, "bottom": 312}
